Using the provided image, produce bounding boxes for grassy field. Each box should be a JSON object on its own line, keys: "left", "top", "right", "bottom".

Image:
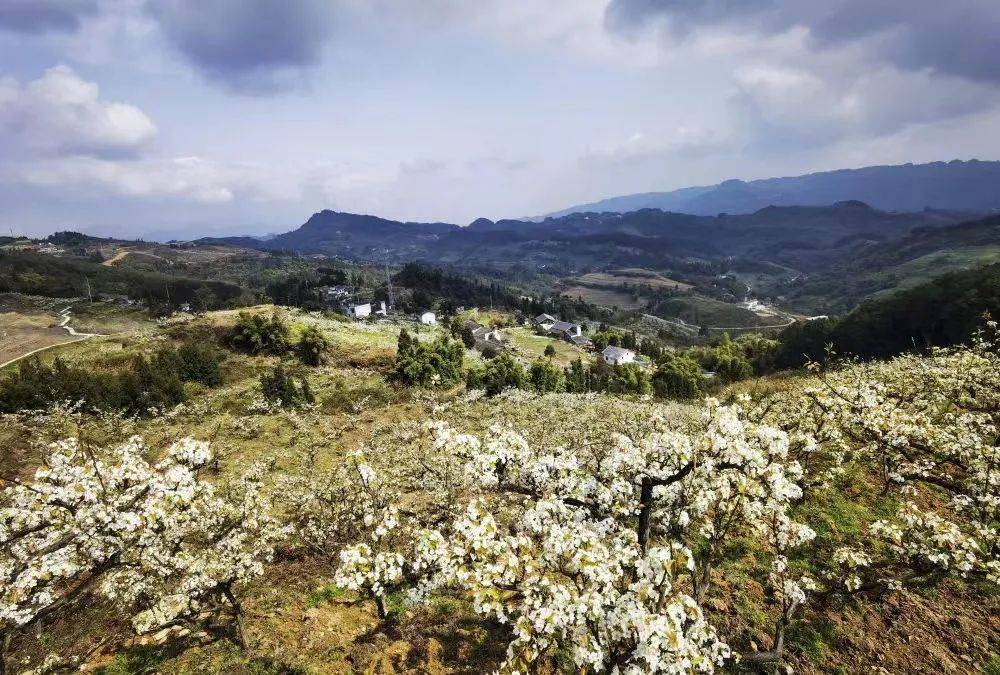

{"left": 561, "top": 284, "right": 644, "bottom": 309}
{"left": 0, "top": 311, "right": 83, "bottom": 369}
{"left": 561, "top": 268, "right": 691, "bottom": 309}
{"left": 782, "top": 245, "right": 1000, "bottom": 314}
{"left": 578, "top": 269, "right": 692, "bottom": 291}
{"left": 503, "top": 326, "right": 587, "bottom": 366}
{"left": 653, "top": 294, "right": 770, "bottom": 329}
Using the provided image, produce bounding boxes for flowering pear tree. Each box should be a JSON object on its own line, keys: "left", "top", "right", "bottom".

{"left": 0, "top": 436, "right": 286, "bottom": 672}
{"left": 751, "top": 328, "right": 1000, "bottom": 596}
{"left": 331, "top": 400, "right": 816, "bottom": 672}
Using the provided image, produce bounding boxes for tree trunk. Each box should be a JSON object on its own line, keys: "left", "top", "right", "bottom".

{"left": 740, "top": 612, "right": 789, "bottom": 673}
{"left": 375, "top": 595, "right": 387, "bottom": 621}
{"left": 222, "top": 586, "right": 250, "bottom": 651}
{"left": 637, "top": 478, "right": 654, "bottom": 554}
{"left": 0, "top": 630, "right": 9, "bottom": 675}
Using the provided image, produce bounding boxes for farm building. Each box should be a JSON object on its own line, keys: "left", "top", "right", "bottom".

{"left": 533, "top": 313, "right": 557, "bottom": 330}
{"left": 420, "top": 311, "right": 436, "bottom": 325}
{"left": 342, "top": 302, "right": 372, "bottom": 319}
{"left": 602, "top": 346, "right": 636, "bottom": 366}
{"left": 548, "top": 321, "right": 583, "bottom": 341}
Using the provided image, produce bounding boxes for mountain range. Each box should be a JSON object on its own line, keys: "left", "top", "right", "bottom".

{"left": 203, "top": 201, "right": 972, "bottom": 278}
{"left": 545, "top": 159, "right": 1000, "bottom": 218}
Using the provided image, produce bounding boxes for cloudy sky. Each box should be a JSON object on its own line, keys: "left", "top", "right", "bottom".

{"left": 2, "top": 0, "right": 999, "bottom": 239}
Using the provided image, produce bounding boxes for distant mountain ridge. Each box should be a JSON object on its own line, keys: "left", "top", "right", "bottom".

{"left": 546, "top": 160, "right": 1000, "bottom": 218}
{"left": 201, "top": 202, "right": 970, "bottom": 278}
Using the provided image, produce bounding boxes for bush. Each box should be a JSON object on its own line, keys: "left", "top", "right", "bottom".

{"left": 296, "top": 324, "right": 330, "bottom": 366}
{"left": 734, "top": 333, "right": 779, "bottom": 374}
{"left": 228, "top": 311, "right": 291, "bottom": 355}
{"left": 390, "top": 328, "right": 465, "bottom": 387}
{"left": 713, "top": 352, "right": 753, "bottom": 383}
{"left": 260, "top": 364, "right": 314, "bottom": 408}
{"left": 464, "top": 363, "right": 486, "bottom": 390}
{"left": 544, "top": 344, "right": 556, "bottom": 357}
{"left": 529, "top": 359, "right": 564, "bottom": 393}
{"left": 652, "top": 352, "right": 704, "bottom": 400}
{"left": 0, "top": 352, "right": 192, "bottom": 415}
{"left": 563, "top": 358, "right": 591, "bottom": 393}
{"left": 450, "top": 316, "right": 476, "bottom": 348}
{"left": 155, "top": 341, "right": 224, "bottom": 387}
{"left": 481, "top": 351, "right": 528, "bottom": 396}
{"left": 605, "top": 362, "right": 652, "bottom": 396}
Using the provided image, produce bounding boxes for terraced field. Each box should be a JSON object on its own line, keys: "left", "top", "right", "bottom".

{"left": 561, "top": 268, "right": 692, "bottom": 309}
{"left": 575, "top": 269, "right": 692, "bottom": 291}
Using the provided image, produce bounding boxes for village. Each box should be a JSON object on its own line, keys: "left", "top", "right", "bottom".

{"left": 337, "top": 295, "right": 646, "bottom": 369}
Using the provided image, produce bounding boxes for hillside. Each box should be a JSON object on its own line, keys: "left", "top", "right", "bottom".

{"left": 547, "top": 159, "right": 1000, "bottom": 218}
{"left": 776, "top": 214, "right": 1000, "bottom": 313}
{"left": 1, "top": 304, "right": 997, "bottom": 674}
{"left": 776, "top": 259, "right": 1000, "bottom": 364}
{"left": 266, "top": 210, "right": 460, "bottom": 257}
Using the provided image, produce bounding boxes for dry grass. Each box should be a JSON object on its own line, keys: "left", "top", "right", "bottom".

{"left": 578, "top": 269, "right": 691, "bottom": 291}
{"left": 561, "top": 284, "right": 644, "bottom": 309}
{"left": 0, "top": 310, "right": 83, "bottom": 369}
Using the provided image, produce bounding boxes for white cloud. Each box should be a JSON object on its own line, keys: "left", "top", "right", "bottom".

{"left": 0, "top": 65, "right": 157, "bottom": 158}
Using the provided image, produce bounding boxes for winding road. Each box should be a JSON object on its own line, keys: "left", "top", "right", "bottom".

{"left": 0, "top": 306, "right": 100, "bottom": 370}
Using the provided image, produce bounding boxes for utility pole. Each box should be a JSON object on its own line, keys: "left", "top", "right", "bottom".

{"left": 385, "top": 263, "right": 395, "bottom": 310}
{"left": 84, "top": 276, "right": 92, "bottom": 303}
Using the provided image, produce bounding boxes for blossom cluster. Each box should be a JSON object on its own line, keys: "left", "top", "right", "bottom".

{"left": 0, "top": 436, "right": 287, "bottom": 640}
{"left": 753, "top": 330, "right": 1000, "bottom": 594}
{"left": 330, "top": 399, "right": 814, "bottom": 673}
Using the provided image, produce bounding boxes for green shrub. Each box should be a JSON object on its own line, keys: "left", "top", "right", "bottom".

{"left": 390, "top": 328, "right": 464, "bottom": 387}
{"left": 563, "top": 358, "right": 590, "bottom": 393}
{"left": 529, "top": 359, "right": 564, "bottom": 393}
{"left": 295, "top": 324, "right": 330, "bottom": 366}
{"left": 154, "top": 341, "right": 224, "bottom": 387}
{"left": 260, "top": 364, "right": 314, "bottom": 408}
{"left": 652, "top": 352, "right": 704, "bottom": 400}
{"left": 0, "top": 350, "right": 195, "bottom": 416}
{"left": 480, "top": 352, "right": 527, "bottom": 396}
{"left": 605, "top": 362, "right": 652, "bottom": 396}
{"left": 464, "top": 363, "right": 486, "bottom": 390}
{"left": 713, "top": 352, "right": 753, "bottom": 383}
{"left": 229, "top": 311, "right": 291, "bottom": 355}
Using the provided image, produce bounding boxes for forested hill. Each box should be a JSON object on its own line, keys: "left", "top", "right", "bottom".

{"left": 546, "top": 159, "right": 1000, "bottom": 217}
{"left": 777, "top": 213, "right": 1000, "bottom": 313}
{"left": 265, "top": 210, "right": 459, "bottom": 255}
{"left": 218, "top": 202, "right": 966, "bottom": 273}
{"left": 776, "top": 260, "right": 1000, "bottom": 365}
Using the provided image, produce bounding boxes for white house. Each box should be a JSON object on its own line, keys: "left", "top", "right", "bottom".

{"left": 343, "top": 302, "right": 372, "bottom": 319}
{"left": 420, "top": 311, "right": 436, "bottom": 325}
{"left": 602, "top": 346, "right": 636, "bottom": 366}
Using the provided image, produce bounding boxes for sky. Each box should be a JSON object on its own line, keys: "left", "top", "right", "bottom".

{"left": 2, "top": 0, "right": 999, "bottom": 240}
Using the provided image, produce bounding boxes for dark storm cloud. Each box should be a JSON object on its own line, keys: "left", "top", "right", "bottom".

{"left": 605, "top": 0, "right": 1000, "bottom": 85}
{"left": 147, "top": 0, "right": 336, "bottom": 93}
{"left": 0, "top": 0, "right": 98, "bottom": 33}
